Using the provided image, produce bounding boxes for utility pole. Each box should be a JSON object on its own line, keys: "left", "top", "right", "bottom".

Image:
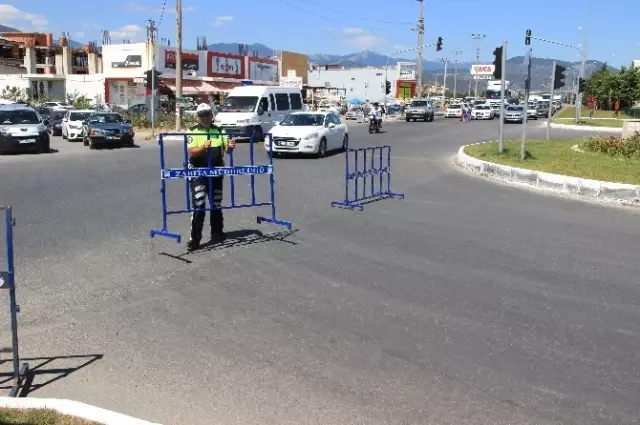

{"left": 520, "top": 48, "right": 533, "bottom": 161}
{"left": 175, "top": 0, "right": 183, "bottom": 131}
{"left": 498, "top": 41, "right": 506, "bottom": 153}
{"left": 452, "top": 50, "right": 461, "bottom": 100}
{"left": 146, "top": 19, "right": 157, "bottom": 137}
{"left": 440, "top": 58, "right": 450, "bottom": 99}
{"left": 416, "top": 0, "right": 424, "bottom": 93}
{"left": 471, "top": 33, "right": 485, "bottom": 98}
{"left": 547, "top": 61, "right": 556, "bottom": 140}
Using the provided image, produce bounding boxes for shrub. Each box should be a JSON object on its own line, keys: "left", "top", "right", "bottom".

{"left": 582, "top": 133, "right": 640, "bottom": 158}
{"left": 123, "top": 111, "right": 198, "bottom": 130}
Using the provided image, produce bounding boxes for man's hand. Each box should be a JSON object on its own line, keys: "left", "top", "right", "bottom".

{"left": 226, "top": 138, "right": 236, "bottom": 151}
{"left": 203, "top": 140, "right": 211, "bottom": 149}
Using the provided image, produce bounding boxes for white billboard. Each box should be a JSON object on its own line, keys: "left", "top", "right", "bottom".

{"left": 397, "top": 62, "right": 416, "bottom": 80}
{"left": 470, "top": 64, "right": 495, "bottom": 76}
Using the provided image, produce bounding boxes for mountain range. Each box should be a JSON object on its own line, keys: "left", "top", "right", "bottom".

{"left": 0, "top": 27, "right": 613, "bottom": 92}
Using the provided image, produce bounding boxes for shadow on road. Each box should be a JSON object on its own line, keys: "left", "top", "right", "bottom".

{"left": 0, "top": 354, "right": 103, "bottom": 397}
{"left": 159, "top": 228, "right": 299, "bottom": 263}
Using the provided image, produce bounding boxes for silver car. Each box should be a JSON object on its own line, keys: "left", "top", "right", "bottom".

{"left": 0, "top": 104, "right": 51, "bottom": 153}
{"left": 503, "top": 105, "right": 524, "bottom": 123}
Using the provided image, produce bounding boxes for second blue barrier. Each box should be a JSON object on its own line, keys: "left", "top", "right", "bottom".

{"left": 331, "top": 145, "right": 404, "bottom": 210}
{"left": 149, "top": 133, "right": 292, "bottom": 243}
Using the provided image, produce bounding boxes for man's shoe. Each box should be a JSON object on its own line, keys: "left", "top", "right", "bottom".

{"left": 186, "top": 239, "right": 201, "bottom": 252}
{"left": 210, "top": 232, "right": 227, "bottom": 244}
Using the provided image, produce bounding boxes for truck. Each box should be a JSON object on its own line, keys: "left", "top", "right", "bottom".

{"left": 484, "top": 80, "right": 517, "bottom": 107}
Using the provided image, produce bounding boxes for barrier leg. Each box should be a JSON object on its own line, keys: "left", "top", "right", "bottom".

{"left": 149, "top": 135, "right": 181, "bottom": 242}
{"left": 0, "top": 207, "right": 30, "bottom": 397}
{"left": 386, "top": 146, "right": 404, "bottom": 200}
{"left": 257, "top": 134, "right": 293, "bottom": 229}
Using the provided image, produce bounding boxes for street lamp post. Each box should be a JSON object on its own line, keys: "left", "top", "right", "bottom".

{"left": 471, "top": 33, "right": 486, "bottom": 98}
{"left": 452, "top": 50, "right": 462, "bottom": 100}
{"left": 384, "top": 43, "right": 436, "bottom": 111}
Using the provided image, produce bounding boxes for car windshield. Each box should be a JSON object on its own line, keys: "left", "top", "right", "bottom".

{"left": 70, "top": 112, "right": 92, "bottom": 121}
{"left": 410, "top": 101, "right": 429, "bottom": 107}
{"left": 0, "top": 110, "right": 40, "bottom": 125}
{"left": 219, "top": 96, "right": 258, "bottom": 113}
{"left": 280, "top": 114, "right": 325, "bottom": 126}
{"left": 450, "top": 104, "right": 462, "bottom": 109}
{"left": 476, "top": 105, "right": 490, "bottom": 110}
{"left": 485, "top": 91, "right": 502, "bottom": 100}
{"left": 507, "top": 106, "right": 523, "bottom": 111}
{"left": 90, "top": 114, "right": 124, "bottom": 123}
{"left": 538, "top": 102, "right": 549, "bottom": 107}
{"left": 51, "top": 112, "right": 65, "bottom": 120}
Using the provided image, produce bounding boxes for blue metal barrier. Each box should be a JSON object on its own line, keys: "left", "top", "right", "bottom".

{"left": 0, "top": 206, "right": 29, "bottom": 396}
{"left": 331, "top": 145, "right": 404, "bottom": 210}
{"left": 149, "top": 133, "right": 292, "bottom": 243}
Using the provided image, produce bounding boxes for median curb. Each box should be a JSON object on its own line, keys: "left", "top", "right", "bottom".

{"left": 0, "top": 397, "right": 162, "bottom": 425}
{"left": 457, "top": 141, "right": 640, "bottom": 205}
{"left": 550, "top": 123, "right": 622, "bottom": 133}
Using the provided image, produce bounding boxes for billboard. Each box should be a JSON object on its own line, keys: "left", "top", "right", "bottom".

{"left": 208, "top": 52, "right": 245, "bottom": 78}
{"left": 470, "top": 64, "right": 495, "bottom": 76}
{"left": 103, "top": 43, "right": 149, "bottom": 76}
{"left": 156, "top": 46, "right": 207, "bottom": 77}
{"left": 280, "top": 51, "right": 309, "bottom": 84}
{"left": 397, "top": 62, "right": 416, "bottom": 80}
{"left": 249, "top": 58, "right": 278, "bottom": 83}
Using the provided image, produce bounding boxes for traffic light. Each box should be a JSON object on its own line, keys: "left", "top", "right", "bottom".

{"left": 492, "top": 46, "right": 503, "bottom": 79}
{"left": 525, "top": 29, "right": 532, "bottom": 46}
{"left": 578, "top": 77, "right": 586, "bottom": 93}
{"left": 144, "top": 68, "right": 162, "bottom": 90}
{"left": 553, "top": 64, "right": 566, "bottom": 90}
{"left": 385, "top": 80, "right": 391, "bottom": 95}
{"left": 436, "top": 37, "right": 442, "bottom": 52}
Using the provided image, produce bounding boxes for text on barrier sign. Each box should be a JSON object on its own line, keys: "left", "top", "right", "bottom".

{"left": 162, "top": 165, "right": 273, "bottom": 179}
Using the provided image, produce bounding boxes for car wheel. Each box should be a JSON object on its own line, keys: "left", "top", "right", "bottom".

{"left": 40, "top": 139, "right": 50, "bottom": 153}
{"left": 316, "top": 138, "right": 327, "bottom": 158}
{"left": 405, "top": 118, "right": 410, "bottom": 122}
{"left": 62, "top": 130, "right": 67, "bottom": 140}
{"left": 252, "top": 126, "right": 264, "bottom": 144}
{"left": 89, "top": 137, "right": 96, "bottom": 150}
{"left": 83, "top": 136, "right": 89, "bottom": 146}
{"left": 342, "top": 134, "right": 348, "bottom": 151}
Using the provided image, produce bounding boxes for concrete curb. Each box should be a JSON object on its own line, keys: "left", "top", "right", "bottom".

{"left": 0, "top": 397, "right": 162, "bottom": 425}
{"left": 550, "top": 122, "right": 622, "bottom": 133}
{"left": 457, "top": 141, "right": 640, "bottom": 205}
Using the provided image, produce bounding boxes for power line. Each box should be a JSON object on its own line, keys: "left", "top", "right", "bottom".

{"left": 157, "top": 0, "right": 168, "bottom": 27}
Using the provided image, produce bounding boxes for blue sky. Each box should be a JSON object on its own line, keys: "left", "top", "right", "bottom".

{"left": 1, "top": 0, "right": 638, "bottom": 66}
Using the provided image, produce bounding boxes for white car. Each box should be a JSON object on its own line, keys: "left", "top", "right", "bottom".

{"left": 43, "top": 101, "right": 72, "bottom": 111}
{"left": 471, "top": 104, "right": 495, "bottom": 120}
{"left": 265, "top": 111, "right": 348, "bottom": 158}
{"left": 62, "top": 110, "right": 93, "bottom": 141}
{"left": 445, "top": 103, "right": 463, "bottom": 118}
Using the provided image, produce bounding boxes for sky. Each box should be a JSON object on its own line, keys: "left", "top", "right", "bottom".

{"left": 1, "top": 0, "right": 639, "bottom": 67}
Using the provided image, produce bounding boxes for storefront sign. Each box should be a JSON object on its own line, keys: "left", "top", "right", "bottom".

{"left": 112, "top": 54, "right": 142, "bottom": 68}
{"left": 470, "top": 64, "right": 495, "bottom": 75}
{"left": 164, "top": 50, "right": 199, "bottom": 71}
{"left": 249, "top": 59, "right": 278, "bottom": 83}
{"left": 280, "top": 76, "right": 303, "bottom": 89}
{"left": 208, "top": 52, "right": 243, "bottom": 78}
{"left": 398, "top": 63, "right": 416, "bottom": 80}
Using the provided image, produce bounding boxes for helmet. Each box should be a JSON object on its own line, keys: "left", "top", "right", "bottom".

{"left": 196, "top": 103, "right": 213, "bottom": 117}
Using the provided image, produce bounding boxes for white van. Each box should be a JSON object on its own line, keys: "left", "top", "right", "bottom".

{"left": 214, "top": 86, "right": 304, "bottom": 141}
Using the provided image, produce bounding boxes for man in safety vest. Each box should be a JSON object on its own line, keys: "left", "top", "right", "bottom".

{"left": 185, "top": 103, "right": 236, "bottom": 251}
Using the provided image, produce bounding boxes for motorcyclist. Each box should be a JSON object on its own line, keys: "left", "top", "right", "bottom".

{"left": 369, "top": 102, "right": 384, "bottom": 129}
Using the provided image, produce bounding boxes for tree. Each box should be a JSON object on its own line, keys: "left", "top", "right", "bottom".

{"left": 0, "top": 85, "right": 27, "bottom": 102}
{"left": 66, "top": 91, "right": 92, "bottom": 109}
{"left": 584, "top": 64, "right": 640, "bottom": 109}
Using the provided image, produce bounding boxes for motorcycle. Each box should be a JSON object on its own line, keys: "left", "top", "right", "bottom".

{"left": 368, "top": 115, "right": 380, "bottom": 134}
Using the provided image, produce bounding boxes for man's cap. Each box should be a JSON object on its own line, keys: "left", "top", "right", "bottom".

{"left": 196, "top": 103, "right": 213, "bottom": 116}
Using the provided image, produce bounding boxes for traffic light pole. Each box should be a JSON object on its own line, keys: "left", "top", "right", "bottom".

{"left": 498, "top": 41, "right": 506, "bottom": 153}
{"left": 384, "top": 42, "right": 436, "bottom": 111}
{"left": 527, "top": 34, "right": 584, "bottom": 123}
{"left": 546, "top": 61, "right": 556, "bottom": 140}
{"left": 520, "top": 48, "right": 533, "bottom": 161}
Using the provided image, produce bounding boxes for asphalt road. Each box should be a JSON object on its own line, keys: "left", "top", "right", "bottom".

{"left": 0, "top": 116, "right": 639, "bottom": 425}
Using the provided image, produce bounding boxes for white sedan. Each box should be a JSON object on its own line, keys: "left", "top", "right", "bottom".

{"left": 471, "top": 104, "right": 495, "bottom": 120}
{"left": 265, "top": 111, "right": 348, "bottom": 158}
{"left": 62, "top": 109, "right": 93, "bottom": 141}
{"left": 445, "top": 104, "right": 463, "bottom": 118}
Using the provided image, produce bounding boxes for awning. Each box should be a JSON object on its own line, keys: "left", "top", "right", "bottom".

{"left": 162, "top": 79, "right": 233, "bottom": 94}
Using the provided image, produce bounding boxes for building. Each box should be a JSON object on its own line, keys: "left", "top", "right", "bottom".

{"left": 307, "top": 62, "right": 417, "bottom": 101}
{"left": 634, "top": 59, "right": 640, "bottom": 68}
{"left": 0, "top": 36, "right": 25, "bottom": 74}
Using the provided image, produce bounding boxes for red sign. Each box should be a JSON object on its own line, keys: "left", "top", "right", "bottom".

{"left": 163, "top": 50, "right": 200, "bottom": 71}
{"left": 471, "top": 64, "right": 495, "bottom": 75}
{"left": 207, "top": 51, "right": 245, "bottom": 78}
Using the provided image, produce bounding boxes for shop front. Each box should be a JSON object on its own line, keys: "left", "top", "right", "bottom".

{"left": 396, "top": 80, "right": 416, "bottom": 100}
{"left": 248, "top": 57, "right": 279, "bottom": 84}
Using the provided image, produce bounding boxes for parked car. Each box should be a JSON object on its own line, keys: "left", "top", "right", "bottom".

{"left": 48, "top": 111, "right": 65, "bottom": 136}
{"left": 265, "top": 111, "right": 347, "bottom": 158}
{"left": 536, "top": 101, "right": 552, "bottom": 118}
{"left": 35, "top": 106, "right": 52, "bottom": 120}
{"left": 471, "top": 104, "right": 495, "bottom": 120}
{"left": 405, "top": 100, "right": 434, "bottom": 122}
{"left": 344, "top": 108, "right": 360, "bottom": 120}
{"left": 42, "top": 101, "right": 72, "bottom": 111}
{"left": 62, "top": 110, "right": 93, "bottom": 141}
{"left": 81, "top": 112, "right": 135, "bottom": 149}
{"left": 0, "top": 104, "right": 50, "bottom": 154}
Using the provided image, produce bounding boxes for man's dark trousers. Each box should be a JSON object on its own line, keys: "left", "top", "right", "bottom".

{"left": 189, "top": 175, "right": 224, "bottom": 242}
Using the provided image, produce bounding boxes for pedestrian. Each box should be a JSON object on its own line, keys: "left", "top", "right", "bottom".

{"left": 185, "top": 103, "right": 235, "bottom": 251}
{"left": 614, "top": 99, "right": 620, "bottom": 118}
